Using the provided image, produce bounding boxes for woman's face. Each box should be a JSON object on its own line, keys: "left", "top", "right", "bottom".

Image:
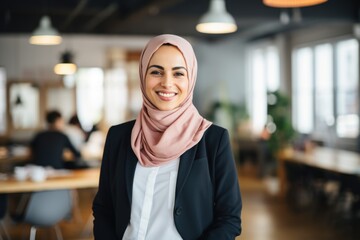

{"left": 145, "top": 45, "right": 189, "bottom": 111}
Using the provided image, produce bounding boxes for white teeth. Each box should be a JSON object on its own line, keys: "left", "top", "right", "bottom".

{"left": 158, "top": 92, "right": 175, "bottom": 97}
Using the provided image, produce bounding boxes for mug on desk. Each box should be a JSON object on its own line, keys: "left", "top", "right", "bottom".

{"left": 14, "top": 166, "right": 28, "bottom": 181}
{"left": 29, "top": 166, "right": 47, "bottom": 182}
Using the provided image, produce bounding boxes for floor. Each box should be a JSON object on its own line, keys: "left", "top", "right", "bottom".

{"left": 2, "top": 164, "right": 360, "bottom": 240}
{"left": 238, "top": 164, "right": 360, "bottom": 240}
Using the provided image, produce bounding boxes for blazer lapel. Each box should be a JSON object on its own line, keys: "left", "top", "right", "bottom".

{"left": 125, "top": 147, "right": 138, "bottom": 204}
{"left": 175, "top": 144, "right": 198, "bottom": 200}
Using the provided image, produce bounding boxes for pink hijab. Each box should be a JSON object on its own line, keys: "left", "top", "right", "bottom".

{"left": 131, "top": 34, "right": 212, "bottom": 167}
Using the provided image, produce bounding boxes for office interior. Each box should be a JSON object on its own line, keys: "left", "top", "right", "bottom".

{"left": 0, "top": 0, "right": 360, "bottom": 239}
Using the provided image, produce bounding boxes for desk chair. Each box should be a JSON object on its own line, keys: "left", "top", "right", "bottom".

{"left": 0, "top": 194, "right": 10, "bottom": 240}
{"left": 20, "top": 190, "right": 72, "bottom": 240}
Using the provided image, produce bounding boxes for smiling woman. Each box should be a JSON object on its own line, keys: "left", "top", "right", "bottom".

{"left": 93, "top": 34, "right": 242, "bottom": 240}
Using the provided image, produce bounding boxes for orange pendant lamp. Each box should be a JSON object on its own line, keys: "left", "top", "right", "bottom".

{"left": 263, "top": 0, "right": 327, "bottom": 8}
{"left": 54, "top": 51, "right": 77, "bottom": 75}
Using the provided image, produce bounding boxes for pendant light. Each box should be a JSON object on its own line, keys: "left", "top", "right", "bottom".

{"left": 29, "top": 15, "right": 62, "bottom": 45}
{"left": 54, "top": 51, "right": 77, "bottom": 75}
{"left": 196, "top": 0, "right": 237, "bottom": 34}
{"left": 263, "top": 0, "right": 327, "bottom": 8}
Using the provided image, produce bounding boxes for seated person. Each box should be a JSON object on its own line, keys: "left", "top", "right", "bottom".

{"left": 30, "top": 110, "right": 81, "bottom": 169}
{"left": 63, "top": 114, "right": 86, "bottom": 152}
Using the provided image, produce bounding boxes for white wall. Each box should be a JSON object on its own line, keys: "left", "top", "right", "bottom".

{"left": 0, "top": 34, "right": 247, "bottom": 115}
{"left": 193, "top": 37, "right": 246, "bottom": 114}
{"left": 0, "top": 34, "right": 151, "bottom": 81}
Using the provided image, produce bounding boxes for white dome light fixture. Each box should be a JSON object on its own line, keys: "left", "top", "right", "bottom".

{"left": 29, "top": 15, "right": 62, "bottom": 45}
{"left": 54, "top": 51, "right": 77, "bottom": 75}
{"left": 196, "top": 0, "right": 237, "bottom": 34}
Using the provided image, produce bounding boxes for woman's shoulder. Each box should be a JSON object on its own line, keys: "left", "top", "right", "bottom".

{"left": 202, "top": 124, "right": 232, "bottom": 149}
{"left": 205, "top": 123, "right": 229, "bottom": 137}
{"left": 105, "top": 120, "right": 135, "bottom": 140}
{"left": 109, "top": 120, "right": 136, "bottom": 132}
{"left": 106, "top": 120, "right": 135, "bottom": 144}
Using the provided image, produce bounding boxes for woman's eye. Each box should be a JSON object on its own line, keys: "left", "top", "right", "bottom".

{"left": 174, "top": 72, "right": 185, "bottom": 77}
{"left": 150, "top": 70, "right": 162, "bottom": 76}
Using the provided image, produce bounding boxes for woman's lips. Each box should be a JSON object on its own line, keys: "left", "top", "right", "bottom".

{"left": 157, "top": 91, "right": 177, "bottom": 100}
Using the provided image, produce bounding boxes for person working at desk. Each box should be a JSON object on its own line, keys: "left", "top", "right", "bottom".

{"left": 64, "top": 114, "right": 86, "bottom": 152}
{"left": 30, "top": 110, "right": 81, "bottom": 169}
{"left": 93, "top": 34, "right": 242, "bottom": 239}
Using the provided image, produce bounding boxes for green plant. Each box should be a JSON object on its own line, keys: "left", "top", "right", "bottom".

{"left": 206, "top": 101, "right": 248, "bottom": 132}
{"left": 267, "top": 91, "right": 296, "bottom": 156}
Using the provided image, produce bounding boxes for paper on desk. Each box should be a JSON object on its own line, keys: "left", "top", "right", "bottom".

{"left": 45, "top": 167, "right": 72, "bottom": 178}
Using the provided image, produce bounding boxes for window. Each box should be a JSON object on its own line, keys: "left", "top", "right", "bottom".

{"left": 314, "top": 44, "right": 334, "bottom": 132}
{"left": 76, "top": 68, "right": 104, "bottom": 132}
{"left": 127, "top": 58, "right": 143, "bottom": 118}
{"left": 336, "top": 39, "right": 359, "bottom": 138}
{"left": 292, "top": 38, "right": 359, "bottom": 141}
{"left": 104, "top": 67, "right": 128, "bottom": 126}
{"left": 75, "top": 51, "right": 142, "bottom": 132}
{"left": 293, "top": 47, "right": 314, "bottom": 134}
{"left": 247, "top": 43, "right": 280, "bottom": 135}
{"left": 46, "top": 86, "right": 75, "bottom": 122}
{"left": 266, "top": 46, "right": 280, "bottom": 92}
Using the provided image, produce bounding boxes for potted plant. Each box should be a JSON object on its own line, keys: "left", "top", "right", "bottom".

{"left": 267, "top": 91, "right": 296, "bottom": 156}
{"left": 259, "top": 91, "right": 296, "bottom": 195}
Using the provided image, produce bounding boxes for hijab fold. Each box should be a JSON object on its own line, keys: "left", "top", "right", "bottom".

{"left": 131, "top": 34, "right": 212, "bottom": 166}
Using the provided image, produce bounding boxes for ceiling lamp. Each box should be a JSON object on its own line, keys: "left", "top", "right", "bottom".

{"left": 54, "top": 51, "right": 77, "bottom": 75}
{"left": 29, "top": 15, "right": 62, "bottom": 45}
{"left": 263, "top": 0, "right": 327, "bottom": 8}
{"left": 196, "top": 0, "right": 237, "bottom": 34}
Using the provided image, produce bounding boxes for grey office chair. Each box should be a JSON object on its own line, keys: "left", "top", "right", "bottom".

{"left": 22, "top": 190, "right": 72, "bottom": 240}
{"left": 0, "top": 194, "right": 10, "bottom": 240}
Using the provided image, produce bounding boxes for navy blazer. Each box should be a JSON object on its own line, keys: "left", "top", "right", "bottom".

{"left": 93, "top": 120, "right": 242, "bottom": 240}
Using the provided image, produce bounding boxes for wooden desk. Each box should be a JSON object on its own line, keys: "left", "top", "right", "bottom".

{"left": 0, "top": 147, "right": 30, "bottom": 165}
{"left": 237, "top": 138, "right": 269, "bottom": 177}
{"left": 0, "top": 168, "right": 100, "bottom": 194}
{"left": 0, "top": 146, "right": 102, "bottom": 172}
{"left": 278, "top": 147, "right": 360, "bottom": 197}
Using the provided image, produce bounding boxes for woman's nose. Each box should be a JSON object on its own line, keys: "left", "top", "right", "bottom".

{"left": 161, "top": 74, "right": 173, "bottom": 87}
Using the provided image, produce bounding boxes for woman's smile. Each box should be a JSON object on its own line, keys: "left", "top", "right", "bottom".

{"left": 157, "top": 91, "right": 177, "bottom": 99}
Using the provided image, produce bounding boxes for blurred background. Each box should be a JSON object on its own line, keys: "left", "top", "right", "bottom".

{"left": 0, "top": 0, "right": 360, "bottom": 239}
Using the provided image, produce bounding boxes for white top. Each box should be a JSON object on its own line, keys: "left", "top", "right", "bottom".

{"left": 63, "top": 125, "right": 85, "bottom": 151}
{"left": 122, "top": 158, "right": 183, "bottom": 240}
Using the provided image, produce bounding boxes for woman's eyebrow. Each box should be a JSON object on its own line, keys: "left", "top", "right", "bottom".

{"left": 148, "top": 65, "right": 163, "bottom": 70}
{"left": 173, "top": 66, "right": 187, "bottom": 71}
{"left": 147, "top": 65, "right": 187, "bottom": 71}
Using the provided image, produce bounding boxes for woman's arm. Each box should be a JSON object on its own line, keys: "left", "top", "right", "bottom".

{"left": 202, "top": 129, "right": 242, "bottom": 240}
{"left": 92, "top": 127, "right": 118, "bottom": 239}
